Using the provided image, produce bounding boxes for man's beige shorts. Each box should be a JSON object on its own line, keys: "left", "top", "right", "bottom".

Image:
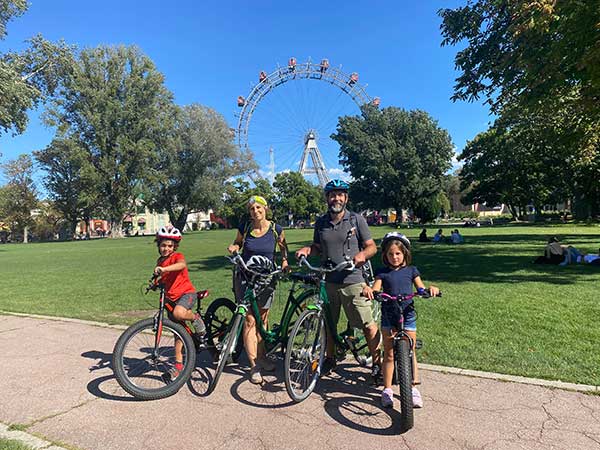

{"left": 325, "top": 282, "right": 375, "bottom": 329}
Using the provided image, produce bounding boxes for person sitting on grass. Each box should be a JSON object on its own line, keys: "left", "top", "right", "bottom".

{"left": 451, "top": 229, "right": 464, "bottom": 244}
{"left": 433, "top": 229, "right": 444, "bottom": 243}
{"left": 418, "top": 228, "right": 431, "bottom": 242}
{"left": 153, "top": 226, "right": 205, "bottom": 379}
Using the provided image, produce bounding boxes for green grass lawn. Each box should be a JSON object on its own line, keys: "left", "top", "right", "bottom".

{"left": 1, "top": 223, "right": 599, "bottom": 386}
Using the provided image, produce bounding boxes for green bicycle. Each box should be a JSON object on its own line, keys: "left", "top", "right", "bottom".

{"left": 206, "top": 252, "right": 318, "bottom": 394}
{"left": 284, "top": 256, "right": 380, "bottom": 402}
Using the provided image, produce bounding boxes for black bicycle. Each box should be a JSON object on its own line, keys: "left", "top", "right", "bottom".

{"left": 112, "top": 274, "right": 219, "bottom": 400}
{"left": 372, "top": 289, "right": 440, "bottom": 431}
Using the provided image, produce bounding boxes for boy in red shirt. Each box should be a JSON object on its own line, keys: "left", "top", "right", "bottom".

{"left": 154, "top": 226, "right": 204, "bottom": 378}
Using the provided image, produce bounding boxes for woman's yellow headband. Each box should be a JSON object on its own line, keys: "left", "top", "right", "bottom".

{"left": 248, "top": 195, "right": 268, "bottom": 207}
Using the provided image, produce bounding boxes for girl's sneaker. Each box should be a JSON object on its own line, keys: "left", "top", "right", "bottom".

{"left": 412, "top": 386, "right": 423, "bottom": 408}
{"left": 381, "top": 388, "right": 394, "bottom": 408}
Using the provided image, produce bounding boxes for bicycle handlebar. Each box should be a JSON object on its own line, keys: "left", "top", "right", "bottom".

{"left": 298, "top": 255, "right": 355, "bottom": 273}
{"left": 372, "top": 289, "right": 442, "bottom": 303}
{"left": 227, "top": 251, "right": 283, "bottom": 278}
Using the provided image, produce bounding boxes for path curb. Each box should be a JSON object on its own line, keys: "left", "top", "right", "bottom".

{"left": 0, "top": 423, "right": 68, "bottom": 450}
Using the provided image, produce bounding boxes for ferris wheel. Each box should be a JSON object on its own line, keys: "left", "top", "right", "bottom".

{"left": 236, "top": 57, "right": 379, "bottom": 186}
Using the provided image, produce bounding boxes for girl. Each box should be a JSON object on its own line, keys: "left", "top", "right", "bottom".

{"left": 362, "top": 232, "right": 439, "bottom": 408}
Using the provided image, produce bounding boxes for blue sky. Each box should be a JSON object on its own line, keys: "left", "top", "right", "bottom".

{"left": 0, "top": 0, "right": 492, "bottom": 185}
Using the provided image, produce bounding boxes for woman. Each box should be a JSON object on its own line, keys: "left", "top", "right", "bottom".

{"left": 227, "top": 195, "right": 289, "bottom": 384}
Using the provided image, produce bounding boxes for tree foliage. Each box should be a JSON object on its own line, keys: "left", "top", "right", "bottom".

{"left": 0, "top": 154, "right": 37, "bottom": 242}
{"left": 332, "top": 105, "right": 454, "bottom": 221}
{"left": 45, "top": 45, "right": 175, "bottom": 235}
{"left": 271, "top": 171, "right": 323, "bottom": 222}
{"left": 440, "top": 1, "right": 600, "bottom": 218}
{"left": 34, "top": 137, "right": 99, "bottom": 237}
{"left": 147, "top": 104, "right": 254, "bottom": 231}
{"left": 0, "top": 1, "right": 74, "bottom": 139}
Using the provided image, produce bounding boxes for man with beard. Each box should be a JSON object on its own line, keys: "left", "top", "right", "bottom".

{"left": 295, "top": 179, "right": 382, "bottom": 382}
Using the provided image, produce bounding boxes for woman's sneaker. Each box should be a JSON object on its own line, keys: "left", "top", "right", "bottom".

{"left": 249, "top": 366, "right": 263, "bottom": 384}
{"left": 412, "top": 386, "right": 423, "bottom": 408}
{"left": 381, "top": 388, "right": 394, "bottom": 408}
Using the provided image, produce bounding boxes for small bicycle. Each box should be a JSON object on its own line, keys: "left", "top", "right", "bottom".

{"left": 372, "top": 289, "right": 441, "bottom": 431}
{"left": 283, "top": 256, "right": 380, "bottom": 403}
{"left": 206, "top": 252, "right": 315, "bottom": 394}
{"left": 112, "top": 274, "right": 223, "bottom": 400}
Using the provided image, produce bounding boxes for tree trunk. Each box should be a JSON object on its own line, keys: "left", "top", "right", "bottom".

{"left": 23, "top": 226, "right": 28, "bottom": 244}
{"left": 110, "top": 219, "right": 124, "bottom": 238}
{"left": 175, "top": 207, "right": 188, "bottom": 232}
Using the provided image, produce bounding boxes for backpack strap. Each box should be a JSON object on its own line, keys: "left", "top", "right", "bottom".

{"left": 349, "top": 212, "right": 375, "bottom": 284}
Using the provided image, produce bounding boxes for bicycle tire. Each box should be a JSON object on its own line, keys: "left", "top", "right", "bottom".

{"left": 112, "top": 317, "right": 196, "bottom": 400}
{"left": 205, "top": 297, "right": 243, "bottom": 361}
{"left": 278, "top": 289, "right": 316, "bottom": 357}
{"left": 207, "top": 313, "right": 243, "bottom": 394}
{"left": 395, "top": 338, "right": 414, "bottom": 431}
{"left": 284, "top": 309, "right": 325, "bottom": 403}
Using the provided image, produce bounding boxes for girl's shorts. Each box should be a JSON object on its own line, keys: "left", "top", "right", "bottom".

{"left": 381, "top": 302, "right": 416, "bottom": 332}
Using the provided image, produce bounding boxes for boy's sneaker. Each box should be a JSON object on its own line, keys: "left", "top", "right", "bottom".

{"left": 164, "top": 362, "right": 184, "bottom": 383}
{"left": 249, "top": 366, "right": 263, "bottom": 384}
{"left": 193, "top": 313, "right": 206, "bottom": 337}
{"left": 258, "top": 356, "right": 276, "bottom": 372}
{"left": 321, "top": 357, "right": 337, "bottom": 375}
{"left": 412, "top": 386, "right": 423, "bottom": 408}
{"left": 369, "top": 363, "right": 382, "bottom": 386}
{"left": 381, "top": 388, "right": 394, "bottom": 408}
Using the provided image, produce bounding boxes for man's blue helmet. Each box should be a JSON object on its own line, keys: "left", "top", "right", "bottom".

{"left": 324, "top": 179, "right": 350, "bottom": 193}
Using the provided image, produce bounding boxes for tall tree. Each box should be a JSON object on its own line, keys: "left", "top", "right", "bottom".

{"left": 147, "top": 104, "right": 254, "bottom": 231}
{"left": 45, "top": 45, "right": 175, "bottom": 236}
{"left": 272, "top": 171, "right": 323, "bottom": 222}
{"left": 440, "top": 1, "right": 600, "bottom": 218}
{"left": 34, "top": 137, "right": 100, "bottom": 237}
{"left": 0, "top": 154, "right": 38, "bottom": 242}
{"left": 332, "top": 105, "right": 454, "bottom": 221}
{"left": 0, "top": 1, "right": 74, "bottom": 141}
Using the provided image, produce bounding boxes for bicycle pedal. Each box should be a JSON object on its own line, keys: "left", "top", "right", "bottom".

{"left": 415, "top": 339, "right": 423, "bottom": 349}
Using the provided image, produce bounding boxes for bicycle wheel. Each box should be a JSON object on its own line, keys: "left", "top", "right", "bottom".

{"left": 278, "top": 289, "right": 317, "bottom": 356}
{"left": 205, "top": 297, "right": 243, "bottom": 361}
{"left": 207, "top": 313, "right": 243, "bottom": 394}
{"left": 284, "top": 309, "right": 325, "bottom": 403}
{"left": 112, "top": 318, "right": 196, "bottom": 400}
{"left": 395, "top": 338, "right": 414, "bottom": 431}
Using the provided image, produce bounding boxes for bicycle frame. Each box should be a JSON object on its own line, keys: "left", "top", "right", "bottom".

{"left": 298, "top": 257, "right": 372, "bottom": 359}
{"left": 228, "top": 254, "right": 310, "bottom": 353}
{"left": 148, "top": 276, "right": 207, "bottom": 352}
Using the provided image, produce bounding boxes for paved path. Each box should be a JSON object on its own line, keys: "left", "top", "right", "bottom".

{"left": 1, "top": 314, "right": 600, "bottom": 450}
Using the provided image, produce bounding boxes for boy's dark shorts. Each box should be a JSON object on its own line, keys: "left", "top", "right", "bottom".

{"left": 166, "top": 292, "right": 196, "bottom": 320}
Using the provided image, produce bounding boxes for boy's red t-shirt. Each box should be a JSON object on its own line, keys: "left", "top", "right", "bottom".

{"left": 158, "top": 252, "right": 196, "bottom": 300}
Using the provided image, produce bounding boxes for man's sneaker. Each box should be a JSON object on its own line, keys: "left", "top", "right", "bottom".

{"left": 193, "top": 314, "right": 206, "bottom": 337}
{"left": 381, "top": 388, "right": 394, "bottom": 408}
{"left": 412, "top": 386, "right": 423, "bottom": 408}
{"left": 258, "top": 356, "right": 276, "bottom": 372}
{"left": 249, "top": 366, "right": 263, "bottom": 384}
{"left": 369, "top": 363, "right": 382, "bottom": 386}
{"left": 321, "top": 357, "right": 337, "bottom": 375}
